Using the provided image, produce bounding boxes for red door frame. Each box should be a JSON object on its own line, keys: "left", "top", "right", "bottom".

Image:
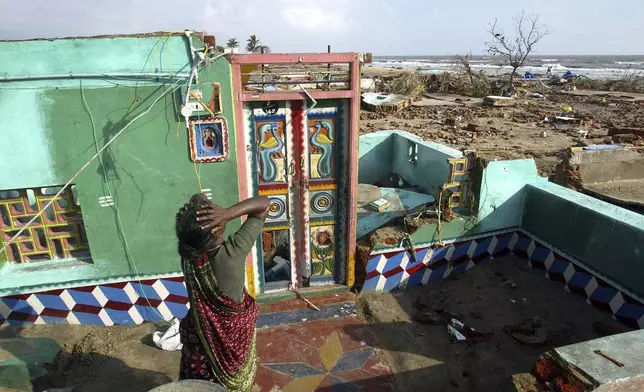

{"left": 230, "top": 53, "right": 360, "bottom": 295}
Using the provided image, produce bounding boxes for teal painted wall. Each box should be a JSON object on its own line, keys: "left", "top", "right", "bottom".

{"left": 522, "top": 182, "right": 644, "bottom": 299}
{"left": 0, "top": 90, "right": 58, "bottom": 189}
{"left": 358, "top": 133, "right": 394, "bottom": 184}
{"left": 358, "top": 131, "right": 462, "bottom": 193}
{"left": 0, "top": 35, "right": 191, "bottom": 78}
{"left": 390, "top": 131, "right": 462, "bottom": 194}
{"left": 0, "top": 35, "right": 241, "bottom": 295}
{"left": 476, "top": 159, "right": 541, "bottom": 233}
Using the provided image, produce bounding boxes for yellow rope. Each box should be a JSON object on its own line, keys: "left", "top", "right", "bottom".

{"left": 193, "top": 159, "right": 203, "bottom": 190}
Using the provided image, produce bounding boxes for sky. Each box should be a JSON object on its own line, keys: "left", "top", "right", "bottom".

{"left": 1, "top": 0, "right": 643, "bottom": 55}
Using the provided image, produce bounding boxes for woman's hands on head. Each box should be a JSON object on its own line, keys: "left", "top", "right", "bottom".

{"left": 196, "top": 203, "right": 230, "bottom": 234}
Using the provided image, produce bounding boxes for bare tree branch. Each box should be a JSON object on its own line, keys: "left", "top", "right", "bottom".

{"left": 484, "top": 10, "right": 552, "bottom": 93}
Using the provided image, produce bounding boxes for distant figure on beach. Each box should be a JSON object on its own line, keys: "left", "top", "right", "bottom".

{"left": 546, "top": 67, "right": 552, "bottom": 77}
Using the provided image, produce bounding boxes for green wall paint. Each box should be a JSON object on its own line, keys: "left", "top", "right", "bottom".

{"left": 0, "top": 35, "right": 192, "bottom": 79}
{"left": 0, "top": 36, "right": 241, "bottom": 295}
{"left": 390, "top": 132, "right": 462, "bottom": 194}
{"left": 523, "top": 182, "right": 644, "bottom": 299}
{"left": 358, "top": 133, "right": 394, "bottom": 185}
{"left": 358, "top": 131, "right": 462, "bottom": 193}
{"left": 476, "top": 159, "right": 540, "bottom": 232}
{"left": 0, "top": 90, "right": 59, "bottom": 189}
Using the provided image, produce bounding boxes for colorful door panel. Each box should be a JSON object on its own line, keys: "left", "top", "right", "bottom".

{"left": 248, "top": 101, "right": 345, "bottom": 291}
{"left": 308, "top": 111, "right": 336, "bottom": 180}
{"left": 304, "top": 107, "right": 340, "bottom": 283}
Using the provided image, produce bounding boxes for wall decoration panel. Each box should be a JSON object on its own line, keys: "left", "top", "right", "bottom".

{"left": 188, "top": 116, "right": 230, "bottom": 162}
{"left": 0, "top": 186, "right": 90, "bottom": 264}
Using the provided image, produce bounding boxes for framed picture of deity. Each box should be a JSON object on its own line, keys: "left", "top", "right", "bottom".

{"left": 188, "top": 117, "right": 229, "bottom": 162}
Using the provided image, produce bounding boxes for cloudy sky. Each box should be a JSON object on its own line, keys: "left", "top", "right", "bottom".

{"left": 1, "top": 0, "right": 643, "bottom": 55}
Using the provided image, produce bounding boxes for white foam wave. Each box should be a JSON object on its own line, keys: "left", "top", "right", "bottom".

{"left": 614, "top": 61, "right": 644, "bottom": 66}
{"left": 371, "top": 58, "right": 644, "bottom": 79}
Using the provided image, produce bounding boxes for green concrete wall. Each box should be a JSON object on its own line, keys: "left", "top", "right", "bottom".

{"left": 476, "top": 159, "right": 541, "bottom": 233}
{"left": 0, "top": 35, "right": 240, "bottom": 295}
{"left": 358, "top": 131, "right": 462, "bottom": 193}
{"left": 390, "top": 131, "right": 462, "bottom": 194}
{"left": 522, "top": 182, "right": 644, "bottom": 299}
{"left": 358, "top": 133, "right": 394, "bottom": 184}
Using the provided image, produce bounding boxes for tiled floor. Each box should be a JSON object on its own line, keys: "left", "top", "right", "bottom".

{"left": 254, "top": 301, "right": 395, "bottom": 392}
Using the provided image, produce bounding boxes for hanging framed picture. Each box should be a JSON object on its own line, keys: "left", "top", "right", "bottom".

{"left": 188, "top": 116, "right": 229, "bottom": 162}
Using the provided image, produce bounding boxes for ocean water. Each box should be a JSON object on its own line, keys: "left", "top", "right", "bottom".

{"left": 371, "top": 55, "right": 644, "bottom": 79}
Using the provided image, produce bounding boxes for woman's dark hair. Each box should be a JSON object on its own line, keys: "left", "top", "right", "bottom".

{"left": 175, "top": 193, "right": 217, "bottom": 261}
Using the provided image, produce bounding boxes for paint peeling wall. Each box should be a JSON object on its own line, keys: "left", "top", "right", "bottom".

{"left": 0, "top": 35, "right": 241, "bottom": 295}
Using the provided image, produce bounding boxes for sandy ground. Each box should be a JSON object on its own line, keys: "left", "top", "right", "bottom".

{"left": 0, "top": 258, "right": 632, "bottom": 392}
{"left": 0, "top": 323, "right": 181, "bottom": 392}
{"left": 360, "top": 68, "right": 644, "bottom": 178}
{"left": 356, "top": 256, "right": 630, "bottom": 392}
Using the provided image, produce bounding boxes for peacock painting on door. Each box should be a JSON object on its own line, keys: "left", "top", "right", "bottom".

{"left": 245, "top": 101, "right": 349, "bottom": 293}
{"left": 231, "top": 52, "right": 361, "bottom": 296}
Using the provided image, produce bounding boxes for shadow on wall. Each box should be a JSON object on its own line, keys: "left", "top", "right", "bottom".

{"left": 358, "top": 133, "right": 394, "bottom": 185}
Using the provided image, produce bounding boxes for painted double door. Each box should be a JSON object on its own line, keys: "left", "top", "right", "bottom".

{"left": 251, "top": 100, "right": 342, "bottom": 290}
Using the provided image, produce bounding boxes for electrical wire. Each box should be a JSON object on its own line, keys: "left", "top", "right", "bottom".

{"left": 80, "top": 80, "right": 166, "bottom": 319}
{"left": 0, "top": 77, "right": 187, "bottom": 259}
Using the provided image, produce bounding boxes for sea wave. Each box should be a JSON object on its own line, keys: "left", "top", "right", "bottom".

{"left": 614, "top": 61, "right": 644, "bottom": 65}
{"left": 371, "top": 60, "right": 641, "bottom": 79}
{"left": 536, "top": 58, "right": 559, "bottom": 62}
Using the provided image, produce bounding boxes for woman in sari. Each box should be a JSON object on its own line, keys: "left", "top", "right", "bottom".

{"left": 175, "top": 193, "right": 269, "bottom": 391}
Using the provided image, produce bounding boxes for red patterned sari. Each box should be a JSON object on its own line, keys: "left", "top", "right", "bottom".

{"left": 179, "top": 254, "right": 259, "bottom": 391}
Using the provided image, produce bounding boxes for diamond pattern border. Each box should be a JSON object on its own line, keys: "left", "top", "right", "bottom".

{"left": 2, "top": 232, "right": 643, "bottom": 330}
{"left": 363, "top": 231, "right": 644, "bottom": 329}
{"left": 0, "top": 276, "right": 188, "bottom": 327}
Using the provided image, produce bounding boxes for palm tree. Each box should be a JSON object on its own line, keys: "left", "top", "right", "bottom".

{"left": 257, "top": 45, "right": 271, "bottom": 53}
{"left": 216, "top": 45, "right": 226, "bottom": 53}
{"left": 246, "top": 35, "right": 261, "bottom": 53}
{"left": 226, "top": 38, "right": 239, "bottom": 50}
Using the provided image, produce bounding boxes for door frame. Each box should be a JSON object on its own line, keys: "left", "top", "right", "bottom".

{"left": 230, "top": 53, "right": 361, "bottom": 296}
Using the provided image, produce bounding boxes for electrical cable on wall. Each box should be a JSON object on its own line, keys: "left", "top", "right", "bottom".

{"left": 0, "top": 41, "right": 224, "bottom": 258}
{"left": 80, "top": 80, "right": 167, "bottom": 318}
{"left": 0, "top": 76, "right": 187, "bottom": 258}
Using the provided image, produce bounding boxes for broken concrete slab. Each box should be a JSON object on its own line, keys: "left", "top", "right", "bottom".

{"left": 422, "top": 93, "right": 483, "bottom": 106}
{"left": 554, "top": 147, "right": 644, "bottom": 211}
{"left": 0, "top": 337, "right": 61, "bottom": 391}
{"left": 483, "top": 95, "right": 515, "bottom": 107}
{"left": 357, "top": 184, "right": 435, "bottom": 239}
{"left": 553, "top": 330, "right": 644, "bottom": 391}
{"left": 360, "top": 77, "right": 377, "bottom": 92}
{"left": 361, "top": 92, "right": 413, "bottom": 113}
